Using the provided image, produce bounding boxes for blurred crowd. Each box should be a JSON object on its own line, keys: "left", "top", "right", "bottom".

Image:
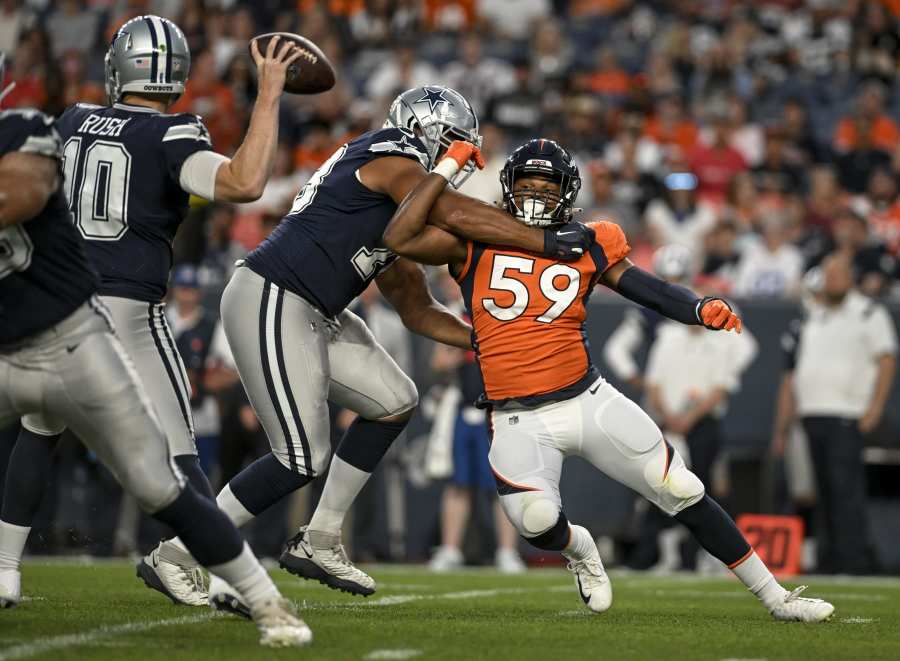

{"left": 4, "top": 0, "right": 900, "bottom": 301}
{"left": 2, "top": 0, "right": 900, "bottom": 570}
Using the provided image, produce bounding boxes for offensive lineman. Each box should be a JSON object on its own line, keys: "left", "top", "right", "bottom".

{"left": 205, "top": 86, "right": 594, "bottom": 612}
{"left": 0, "top": 73, "right": 309, "bottom": 646}
{"left": 382, "top": 138, "right": 835, "bottom": 622}
{"left": 0, "top": 17, "right": 304, "bottom": 607}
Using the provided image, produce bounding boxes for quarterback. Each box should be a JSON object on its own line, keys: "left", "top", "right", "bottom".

{"left": 382, "top": 138, "right": 834, "bottom": 622}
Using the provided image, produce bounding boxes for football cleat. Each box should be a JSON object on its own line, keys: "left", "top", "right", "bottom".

{"left": 566, "top": 547, "right": 612, "bottom": 613}
{"left": 428, "top": 546, "right": 464, "bottom": 573}
{"left": 770, "top": 586, "right": 834, "bottom": 622}
{"left": 136, "top": 543, "right": 208, "bottom": 607}
{"left": 252, "top": 597, "right": 313, "bottom": 648}
{"left": 208, "top": 574, "right": 251, "bottom": 619}
{"left": 279, "top": 526, "right": 375, "bottom": 596}
{"left": 0, "top": 569, "right": 21, "bottom": 608}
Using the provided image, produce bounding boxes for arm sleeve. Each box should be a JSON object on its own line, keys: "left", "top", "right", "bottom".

{"left": 615, "top": 266, "right": 703, "bottom": 326}
{"left": 161, "top": 114, "right": 213, "bottom": 184}
{"left": 179, "top": 150, "right": 229, "bottom": 201}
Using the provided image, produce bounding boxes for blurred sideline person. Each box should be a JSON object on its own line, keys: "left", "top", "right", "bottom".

{"left": 631, "top": 250, "right": 758, "bottom": 571}
{"left": 772, "top": 253, "right": 897, "bottom": 574}
{"left": 0, "top": 94, "right": 309, "bottom": 645}
{"left": 428, "top": 272, "right": 524, "bottom": 574}
{"left": 0, "top": 17, "right": 304, "bottom": 607}
{"left": 383, "top": 137, "right": 833, "bottom": 621}
{"left": 206, "top": 85, "right": 594, "bottom": 613}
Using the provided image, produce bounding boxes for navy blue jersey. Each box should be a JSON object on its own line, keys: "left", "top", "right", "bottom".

{"left": 0, "top": 109, "right": 98, "bottom": 344}
{"left": 246, "top": 127, "right": 429, "bottom": 317}
{"left": 56, "top": 102, "right": 213, "bottom": 303}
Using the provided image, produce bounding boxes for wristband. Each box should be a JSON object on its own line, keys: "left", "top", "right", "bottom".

{"left": 432, "top": 158, "right": 460, "bottom": 181}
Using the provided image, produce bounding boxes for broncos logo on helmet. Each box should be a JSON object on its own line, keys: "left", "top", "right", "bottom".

{"left": 501, "top": 139, "right": 581, "bottom": 228}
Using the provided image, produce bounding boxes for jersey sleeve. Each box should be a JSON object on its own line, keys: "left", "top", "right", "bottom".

{"left": 365, "top": 128, "right": 430, "bottom": 169}
{"left": 587, "top": 220, "right": 630, "bottom": 272}
{"left": 161, "top": 114, "right": 213, "bottom": 184}
{"left": 0, "top": 109, "right": 62, "bottom": 159}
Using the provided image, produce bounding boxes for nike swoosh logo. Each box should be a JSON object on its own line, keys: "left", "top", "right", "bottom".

{"left": 300, "top": 544, "right": 314, "bottom": 559}
{"left": 557, "top": 231, "right": 578, "bottom": 237}
{"left": 589, "top": 383, "right": 601, "bottom": 395}
{"left": 66, "top": 344, "right": 79, "bottom": 354}
{"left": 576, "top": 575, "right": 590, "bottom": 604}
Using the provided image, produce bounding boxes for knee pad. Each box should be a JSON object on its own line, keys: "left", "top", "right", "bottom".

{"left": 387, "top": 375, "right": 419, "bottom": 418}
{"left": 643, "top": 444, "right": 705, "bottom": 515}
{"left": 521, "top": 496, "right": 560, "bottom": 536}
{"left": 125, "top": 464, "right": 183, "bottom": 514}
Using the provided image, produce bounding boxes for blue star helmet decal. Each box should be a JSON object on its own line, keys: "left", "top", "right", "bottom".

{"left": 415, "top": 87, "right": 449, "bottom": 114}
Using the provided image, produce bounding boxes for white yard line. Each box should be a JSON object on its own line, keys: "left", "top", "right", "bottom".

{"left": 364, "top": 649, "right": 423, "bottom": 660}
{"left": 0, "top": 612, "right": 217, "bottom": 661}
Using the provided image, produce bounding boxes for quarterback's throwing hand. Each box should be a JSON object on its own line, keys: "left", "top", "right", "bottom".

{"left": 442, "top": 140, "right": 486, "bottom": 170}
{"left": 545, "top": 221, "right": 595, "bottom": 261}
{"left": 698, "top": 297, "right": 742, "bottom": 333}
{"left": 251, "top": 35, "right": 305, "bottom": 100}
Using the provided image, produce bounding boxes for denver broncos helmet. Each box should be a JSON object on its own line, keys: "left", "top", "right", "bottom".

{"left": 501, "top": 139, "right": 581, "bottom": 227}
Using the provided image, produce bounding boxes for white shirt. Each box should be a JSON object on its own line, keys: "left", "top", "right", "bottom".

{"left": 478, "top": 0, "right": 550, "bottom": 40}
{"left": 733, "top": 240, "right": 804, "bottom": 298}
{"left": 793, "top": 291, "right": 898, "bottom": 418}
{"left": 643, "top": 198, "right": 717, "bottom": 253}
{"left": 645, "top": 321, "right": 757, "bottom": 417}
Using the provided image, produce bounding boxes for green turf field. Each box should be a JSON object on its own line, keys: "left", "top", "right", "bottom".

{"left": 1, "top": 562, "right": 899, "bottom": 660}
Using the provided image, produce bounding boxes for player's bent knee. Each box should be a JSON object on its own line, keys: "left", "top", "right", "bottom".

{"left": 658, "top": 465, "right": 706, "bottom": 515}
{"left": 522, "top": 496, "right": 559, "bottom": 536}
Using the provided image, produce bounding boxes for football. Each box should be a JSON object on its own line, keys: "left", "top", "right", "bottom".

{"left": 248, "top": 32, "right": 335, "bottom": 95}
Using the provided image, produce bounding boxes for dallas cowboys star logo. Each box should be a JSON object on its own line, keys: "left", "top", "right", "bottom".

{"left": 415, "top": 87, "right": 449, "bottom": 114}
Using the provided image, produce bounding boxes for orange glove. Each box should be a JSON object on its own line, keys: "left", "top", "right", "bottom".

{"left": 442, "top": 140, "right": 486, "bottom": 170}
{"left": 699, "top": 297, "right": 743, "bottom": 333}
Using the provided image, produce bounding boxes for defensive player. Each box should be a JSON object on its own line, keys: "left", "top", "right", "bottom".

{"left": 382, "top": 138, "right": 835, "bottom": 622}
{"left": 0, "top": 17, "right": 304, "bottom": 608}
{"left": 0, "top": 95, "right": 309, "bottom": 645}
{"left": 205, "top": 86, "right": 593, "bottom": 612}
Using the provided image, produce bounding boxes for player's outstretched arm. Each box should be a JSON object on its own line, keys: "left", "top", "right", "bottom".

{"left": 383, "top": 141, "right": 479, "bottom": 265}
{"left": 364, "top": 156, "right": 592, "bottom": 261}
{"left": 376, "top": 258, "right": 473, "bottom": 350}
{"left": 601, "top": 259, "right": 743, "bottom": 333}
{"left": 211, "top": 36, "right": 304, "bottom": 202}
{"left": 0, "top": 152, "right": 58, "bottom": 227}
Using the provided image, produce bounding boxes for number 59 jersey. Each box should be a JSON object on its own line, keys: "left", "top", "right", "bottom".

{"left": 456, "top": 220, "right": 630, "bottom": 408}
{"left": 245, "top": 127, "right": 430, "bottom": 318}
{"left": 55, "top": 102, "right": 213, "bottom": 303}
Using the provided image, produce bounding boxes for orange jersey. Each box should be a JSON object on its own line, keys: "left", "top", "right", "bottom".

{"left": 456, "top": 221, "right": 629, "bottom": 406}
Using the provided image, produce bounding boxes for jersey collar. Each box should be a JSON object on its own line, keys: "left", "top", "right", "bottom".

{"left": 113, "top": 102, "right": 161, "bottom": 114}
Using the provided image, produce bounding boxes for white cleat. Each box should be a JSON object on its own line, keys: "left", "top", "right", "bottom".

{"left": 252, "top": 597, "right": 313, "bottom": 648}
{"left": 279, "top": 526, "right": 375, "bottom": 596}
{"left": 567, "top": 552, "right": 612, "bottom": 613}
{"left": 429, "top": 546, "right": 464, "bottom": 573}
{"left": 0, "top": 569, "right": 21, "bottom": 609}
{"left": 136, "top": 543, "right": 208, "bottom": 606}
{"left": 770, "top": 586, "right": 834, "bottom": 622}
{"left": 495, "top": 548, "right": 526, "bottom": 574}
{"left": 208, "top": 574, "right": 250, "bottom": 619}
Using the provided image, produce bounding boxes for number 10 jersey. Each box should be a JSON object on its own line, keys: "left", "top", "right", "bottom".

{"left": 455, "top": 221, "right": 630, "bottom": 408}
{"left": 56, "top": 102, "right": 213, "bottom": 303}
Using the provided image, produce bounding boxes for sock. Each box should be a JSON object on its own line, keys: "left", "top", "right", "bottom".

{"left": 217, "top": 483, "right": 256, "bottom": 528}
{"left": 562, "top": 524, "right": 595, "bottom": 562}
{"left": 227, "top": 453, "right": 312, "bottom": 518}
{"left": 153, "top": 485, "right": 243, "bottom": 567}
{"left": 0, "top": 521, "right": 30, "bottom": 572}
{"left": 208, "top": 542, "right": 279, "bottom": 611}
{"left": 523, "top": 511, "right": 571, "bottom": 552}
{"left": 1, "top": 429, "right": 59, "bottom": 526}
{"left": 674, "top": 495, "right": 751, "bottom": 566}
{"left": 307, "top": 417, "right": 409, "bottom": 534}
{"left": 730, "top": 551, "right": 788, "bottom": 610}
